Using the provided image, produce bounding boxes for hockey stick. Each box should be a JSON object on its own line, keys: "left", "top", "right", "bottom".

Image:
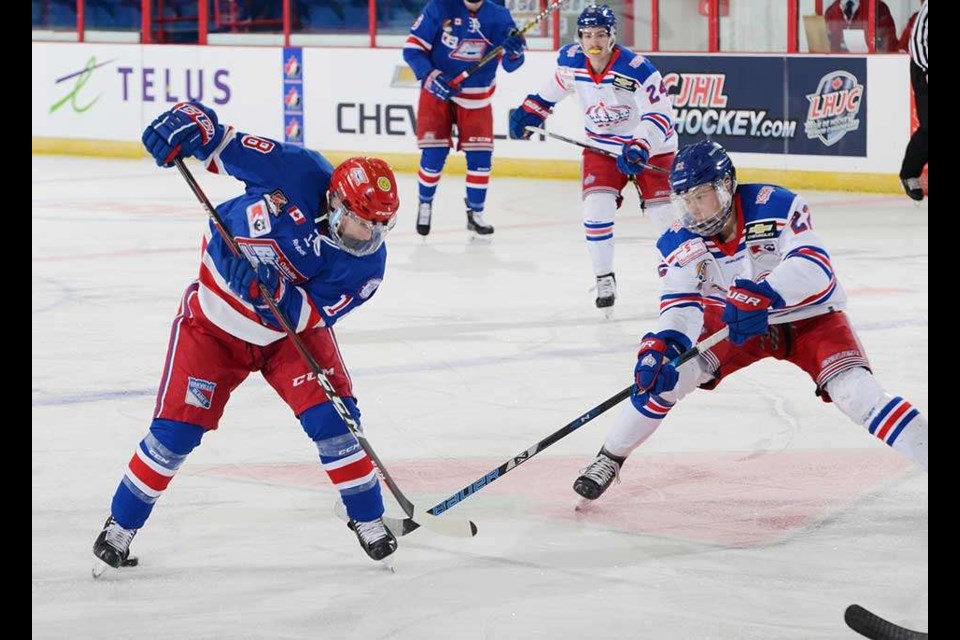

{"left": 524, "top": 125, "right": 670, "bottom": 175}
{"left": 172, "top": 158, "right": 477, "bottom": 539}
{"left": 361, "top": 326, "right": 730, "bottom": 537}
{"left": 844, "top": 604, "right": 927, "bottom": 639}
{"left": 448, "top": 0, "right": 568, "bottom": 88}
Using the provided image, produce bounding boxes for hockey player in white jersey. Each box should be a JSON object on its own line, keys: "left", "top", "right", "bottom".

{"left": 508, "top": 3, "right": 677, "bottom": 312}
{"left": 573, "top": 140, "right": 928, "bottom": 501}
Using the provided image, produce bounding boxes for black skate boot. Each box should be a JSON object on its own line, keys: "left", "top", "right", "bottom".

{"left": 900, "top": 177, "right": 924, "bottom": 202}
{"left": 594, "top": 272, "right": 617, "bottom": 310}
{"left": 417, "top": 201, "right": 433, "bottom": 236}
{"left": 92, "top": 516, "right": 139, "bottom": 577}
{"left": 349, "top": 517, "right": 398, "bottom": 562}
{"left": 573, "top": 449, "right": 625, "bottom": 500}
{"left": 465, "top": 199, "right": 494, "bottom": 235}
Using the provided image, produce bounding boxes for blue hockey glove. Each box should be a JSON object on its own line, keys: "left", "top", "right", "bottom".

{"left": 722, "top": 279, "right": 785, "bottom": 346}
{"left": 142, "top": 101, "right": 223, "bottom": 167}
{"left": 424, "top": 69, "right": 455, "bottom": 101}
{"left": 616, "top": 140, "right": 651, "bottom": 176}
{"left": 509, "top": 94, "right": 554, "bottom": 139}
{"left": 222, "top": 256, "right": 287, "bottom": 304}
{"left": 502, "top": 30, "right": 526, "bottom": 58}
{"left": 222, "top": 255, "right": 261, "bottom": 303}
{"left": 634, "top": 330, "right": 690, "bottom": 395}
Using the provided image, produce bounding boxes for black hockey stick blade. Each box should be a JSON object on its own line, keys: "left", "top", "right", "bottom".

{"left": 844, "top": 604, "right": 927, "bottom": 640}
{"left": 333, "top": 500, "right": 476, "bottom": 539}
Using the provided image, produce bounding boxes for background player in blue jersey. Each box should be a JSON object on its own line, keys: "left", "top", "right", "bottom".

{"left": 93, "top": 101, "right": 402, "bottom": 575}
{"left": 509, "top": 4, "right": 677, "bottom": 314}
{"left": 404, "top": 0, "right": 526, "bottom": 237}
{"left": 573, "top": 140, "right": 928, "bottom": 501}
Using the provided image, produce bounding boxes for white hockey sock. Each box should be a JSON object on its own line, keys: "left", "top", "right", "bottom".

{"left": 603, "top": 397, "right": 666, "bottom": 458}
{"left": 826, "top": 367, "right": 928, "bottom": 471}
{"left": 583, "top": 192, "right": 617, "bottom": 276}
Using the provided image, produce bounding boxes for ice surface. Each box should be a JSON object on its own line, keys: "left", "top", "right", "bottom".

{"left": 33, "top": 156, "right": 927, "bottom": 639}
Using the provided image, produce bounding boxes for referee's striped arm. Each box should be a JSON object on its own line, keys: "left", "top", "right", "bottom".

{"left": 909, "top": 0, "right": 928, "bottom": 72}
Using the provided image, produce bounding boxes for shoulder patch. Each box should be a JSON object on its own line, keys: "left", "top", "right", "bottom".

{"left": 755, "top": 186, "right": 775, "bottom": 205}
{"left": 359, "top": 278, "right": 382, "bottom": 300}
{"left": 246, "top": 200, "right": 272, "bottom": 238}
{"left": 628, "top": 53, "right": 645, "bottom": 68}
{"left": 674, "top": 238, "right": 708, "bottom": 266}
{"left": 744, "top": 220, "right": 778, "bottom": 241}
{"left": 265, "top": 189, "right": 289, "bottom": 216}
{"left": 611, "top": 73, "right": 638, "bottom": 92}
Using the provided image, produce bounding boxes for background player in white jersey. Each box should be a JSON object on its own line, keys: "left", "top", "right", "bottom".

{"left": 404, "top": 0, "right": 526, "bottom": 237}
{"left": 508, "top": 4, "right": 677, "bottom": 312}
{"left": 92, "top": 101, "right": 402, "bottom": 575}
{"left": 573, "top": 140, "right": 928, "bottom": 500}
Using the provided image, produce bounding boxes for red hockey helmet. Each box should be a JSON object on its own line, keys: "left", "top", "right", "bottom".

{"left": 327, "top": 157, "right": 400, "bottom": 256}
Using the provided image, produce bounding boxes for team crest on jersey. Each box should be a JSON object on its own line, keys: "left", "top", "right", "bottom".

{"left": 452, "top": 39, "right": 487, "bottom": 60}
{"left": 585, "top": 101, "right": 631, "bottom": 128}
{"left": 611, "top": 74, "right": 638, "bottom": 92}
{"left": 238, "top": 238, "right": 306, "bottom": 282}
{"left": 745, "top": 220, "right": 777, "bottom": 241}
{"left": 265, "top": 189, "right": 288, "bottom": 216}
{"left": 358, "top": 278, "right": 382, "bottom": 300}
{"left": 246, "top": 200, "right": 272, "bottom": 237}
{"left": 185, "top": 377, "right": 216, "bottom": 410}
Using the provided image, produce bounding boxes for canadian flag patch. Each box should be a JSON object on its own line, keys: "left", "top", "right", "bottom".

{"left": 289, "top": 206, "right": 306, "bottom": 225}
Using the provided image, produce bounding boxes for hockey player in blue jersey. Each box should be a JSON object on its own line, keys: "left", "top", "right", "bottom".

{"left": 573, "top": 140, "right": 928, "bottom": 501}
{"left": 92, "top": 101, "right": 402, "bottom": 575}
{"left": 404, "top": 0, "right": 526, "bottom": 237}
{"left": 509, "top": 4, "right": 677, "bottom": 313}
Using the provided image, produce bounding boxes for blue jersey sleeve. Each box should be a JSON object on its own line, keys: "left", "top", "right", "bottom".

{"left": 403, "top": 0, "right": 442, "bottom": 81}
{"left": 204, "top": 127, "right": 334, "bottom": 214}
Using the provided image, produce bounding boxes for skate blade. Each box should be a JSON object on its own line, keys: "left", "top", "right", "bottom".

{"left": 574, "top": 497, "right": 595, "bottom": 512}
{"left": 468, "top": 231, "right": 493, "bottom": 243}
{"left": 380, "top": 555, "right": 397, "bottom": 573}
{"left": 91, "top": 560, "right": 110, "bottom": 579}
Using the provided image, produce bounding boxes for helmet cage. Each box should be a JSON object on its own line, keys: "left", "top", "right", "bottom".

{"left": 670, "top": 177, "right": 735, "bottom": 237}
{"left": 328, "top": 196, "right": 396, "bottom": 257}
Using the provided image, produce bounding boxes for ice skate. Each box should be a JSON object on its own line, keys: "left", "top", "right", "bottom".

{"left": 593, "top": 272, "right": 617, "bottom": 318}
{"left": 573, "top": 449, "right": 624, "bottom": 504}
{"left": 92, "top": 516, "right": 139, "bottom": 578}
{"left": 348, "top": 516, "right": 398, "bottom": 565}
{"left": 900, "top": 177, "right": 924, "bottom": 202}
{"left": 465, "top": 200, "right": 494, "bottom": 236}
{"left": 416, "top": 201, "right": 433, "bottom": 236}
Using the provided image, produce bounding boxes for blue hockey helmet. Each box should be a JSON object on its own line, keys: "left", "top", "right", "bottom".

{"left": 669, "top": 140, "right": 738, "bottom": 237}
{"left": 577, "top": 4, "right": 617, "bottom": 50}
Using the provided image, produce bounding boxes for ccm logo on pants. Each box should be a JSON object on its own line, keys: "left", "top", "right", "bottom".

{"left": 292, "top": 370, "right": 337, "bottom": 387}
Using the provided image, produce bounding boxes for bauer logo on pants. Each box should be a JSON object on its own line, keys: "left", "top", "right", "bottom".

{"left": 185, "top": 377, "right": 216, "bottom": 410}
